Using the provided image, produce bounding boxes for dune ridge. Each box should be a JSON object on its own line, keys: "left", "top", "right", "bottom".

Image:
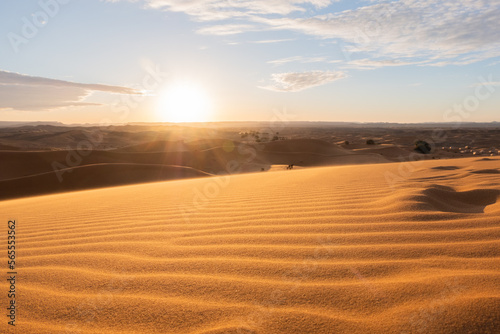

{"left": 0, "top": 163, "right": 212, "bottom": 201}
{"left": 0, "top": 138, "right": 394, "bottom": 201}
{"left": 1, "top": 157, "right": 499, "bottom": 333}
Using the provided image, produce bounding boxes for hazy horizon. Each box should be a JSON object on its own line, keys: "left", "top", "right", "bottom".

{"left": 2, "top": 120, "right": 500, "bottom": 128}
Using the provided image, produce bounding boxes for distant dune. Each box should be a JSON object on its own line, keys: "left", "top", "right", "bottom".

{"left": 262, "top": 139, "right": 352, "bottom": 155}
{"left": 114, "top": 140, "right": 189, "bottom": 152}
{"left": 0, "top": 139, "right": 396, "bottom": 200}
{"left": 1, "top": 157, "right": 499, "bottom": 333}
{"left": 0, "top": 145, "right": 261, "bottom": 181}
{"left": 186, "top": 138, "right": 243, "bottom": 151}
{"left": 260, "top": 139, "right": 389, "bottom": 166}
{"left": 351, "top": 145, "right": 416, "bottom": 159}
{"left": 0, "top": 163, "right": 211, "bottom": 201}
{"left": 0, "top": 143, "right": 20, "bottom": 150}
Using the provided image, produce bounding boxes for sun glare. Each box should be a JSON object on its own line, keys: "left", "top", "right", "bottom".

{"left": 157, "top": 82, "right": 212, "bottom": 123}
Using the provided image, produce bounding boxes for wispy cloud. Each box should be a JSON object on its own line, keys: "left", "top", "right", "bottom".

{"left": 251, "top": 38, "right": 295, "bottom": 44}
{"left": 260, "top": 1, "right": 500, "bottom": 66}
{"left": 119, "top": 1, "right": 500, "bottom": 68}
{"left": 0, "top": 70, "right": 142, "bottom": 111}
{"left": 268, "top": 56, "right": 329, "bottom": 66}
{"left": 111, "top": 1, "right": 499, "bottom": 70}
{"left": 196, "top": 24, "right": 259, "bottom": 35}
{"left": 114, "top": 0, "right": 335, "bottom": 21}
{"left": 105, "top": 0, "right": 500, "bottom": 93}
{"left": 346, "top": 58, "right": 425, "bottom": 70}
{"left": 259, "top": 70, "right": 346, "bottom": 92}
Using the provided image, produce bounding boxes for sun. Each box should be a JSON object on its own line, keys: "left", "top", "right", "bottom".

{"left": 157, "top": 82, "right": 212, "bottom": 123}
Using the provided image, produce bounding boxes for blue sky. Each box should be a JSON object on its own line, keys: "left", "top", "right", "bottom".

{"left": 0, "top": 0, "right": 499, "bottom": 124}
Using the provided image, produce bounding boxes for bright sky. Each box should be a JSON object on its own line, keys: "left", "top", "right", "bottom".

{"left": 0, "top": 0, "right": 499, "bottom": 124}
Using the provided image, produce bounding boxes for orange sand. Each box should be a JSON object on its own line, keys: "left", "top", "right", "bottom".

{"left": 1, "top": 157, "right": 499, "bottom": 333}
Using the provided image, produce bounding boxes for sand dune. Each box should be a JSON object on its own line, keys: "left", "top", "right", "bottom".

{"left": 262, "top": 152, "right": 388, "bottom": 167}
{"left": 350, "top": 145, "right": 415, "bottom": 160}
{"left": 0, "top": 139, "right": 390, "bottom": 200}
{"left": 186, "top": 139, "right": 244, "bottom": 151}
{"left": 0, "top": 145, "right": 263, "bottom": 181}
{"left": 0, "top": 163, "right": 211, "bottom": 201}
{"left": 261, "top": 139, "right": 351, "bottom": 155}
{"left": 259, "top": 139, "right": 389, "bottom": 166}
{"left": 114, "top": 140, "right": 189, "bottom": 153}
{"left": 0, "top": 143, "right": 20, "bottom": 150}
{"left": 1, "top": 157, "right": 499, "bottom": 333}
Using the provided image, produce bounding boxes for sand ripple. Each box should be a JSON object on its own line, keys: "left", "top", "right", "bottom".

{"left": 1, "top": 157, "right": 499, "bottom": 333}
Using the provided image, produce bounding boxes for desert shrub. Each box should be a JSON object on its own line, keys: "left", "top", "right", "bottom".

{"left": 415, "top": 140, "right": 432, "bottom": 154}
{"left": 366, "top": 139, "right": 376, "bottom": 145}
{"left": 344, "top": 141, "right": 350, "bottom": 145}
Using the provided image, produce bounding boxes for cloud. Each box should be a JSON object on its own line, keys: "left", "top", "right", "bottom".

{"left": 0, "top": 70, "right": 142, "bottom": 111}
{"left": 115, "top": 0, "right": 335, "bottom": 21}
{"left": 268, "top": 56, "right": 329, "bottom": 66}
{"left": 259, "top": 70, "right": 346, "bottom": 92}
{"left": 260, "top": 0, "right": 500, "bottom": 65}
{"left": 108, "top": 1, "right": 500, "bottom": 68}
{"left": 196, "top": 24, "right": 259, "bottom": 35}
{"left": 251, "top": 38, "right": 295, "bottom": 44}
{"left": 346, "top": 58, "right": 425, "bottom": 69}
